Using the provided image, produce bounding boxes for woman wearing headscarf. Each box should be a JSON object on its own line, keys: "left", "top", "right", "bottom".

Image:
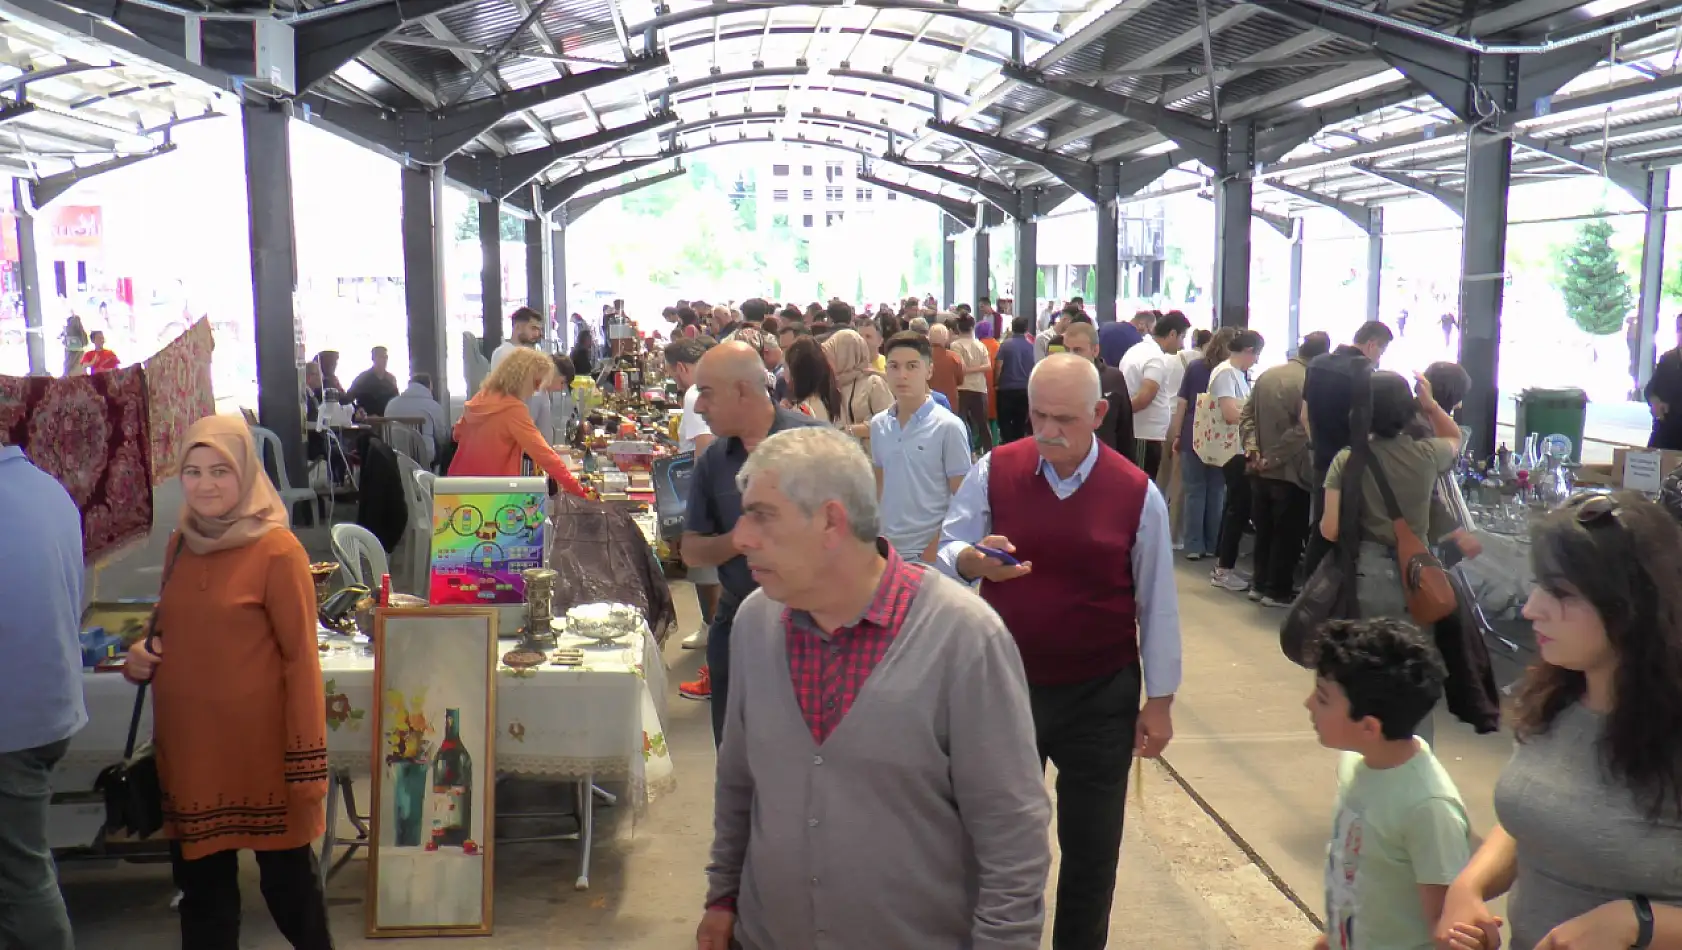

{"left": 822, "top": 327, "right": 892, "bottom": 440}
{"left": 123, "top": 416, "right": 334, "bottom": 949}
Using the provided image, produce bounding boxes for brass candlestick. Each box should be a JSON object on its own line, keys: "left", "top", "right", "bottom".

{"left": 521, "top": 567, "right": 559, "bottom": 649}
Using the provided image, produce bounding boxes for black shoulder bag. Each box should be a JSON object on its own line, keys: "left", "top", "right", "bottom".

{"left": 95, "top": 536, "right": 185, "bottom": 839}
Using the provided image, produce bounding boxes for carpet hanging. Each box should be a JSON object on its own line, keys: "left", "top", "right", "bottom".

{"left": 144, "top": 318, "right": 216, "bottom": 483}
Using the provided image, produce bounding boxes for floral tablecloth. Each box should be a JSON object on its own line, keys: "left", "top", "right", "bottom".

{"left": 60, "top": 624, "right": 674, "bottom": 816}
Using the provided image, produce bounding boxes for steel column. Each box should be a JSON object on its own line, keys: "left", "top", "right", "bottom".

{"left": 1365, "top": 207, "right": 1384, "bottom": 323}
{"left": 1014, "top": 216, "right": 1038, "bottom": 319}
{"left": 1095, "top": 165, "right": 1119, "bottom": 325}
{"left": 1636, "top": 169, "right": 1670, "bottom": 393}
{"left": 479, "top": 198, "right": 503, "bottom": 354}
{"left": 972, "top": 226, "right": 990, "bottom": 306}
{"left": 941, "top": 212, "right": 961, "bottom": 308}
{"left": 524, "top": 214, "right": 549, "bottom": 322}
{"left": 1213, "top": 123, "right": 1255, "bottom": 328}
{"left": 552, "top": 212, "right": 569, "bottom": 351}
{"left": 242, "top": 100, "right": 305, "bottom": 487}
{"left": 401, "top": 165, "right": 447, "bottom": 407}
{"left": 1288, "top": 218, "right": 1304, "bottom": 356}
{"left": 1457, "top": 132, "right": 1513, "bottom": 461}
{"left": 10, "top": 181, "right": 44, "bottom": 375}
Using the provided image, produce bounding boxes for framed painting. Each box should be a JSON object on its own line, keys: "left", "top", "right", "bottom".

{"left": 367, "top": 607, "right": 499, "bottom": 938}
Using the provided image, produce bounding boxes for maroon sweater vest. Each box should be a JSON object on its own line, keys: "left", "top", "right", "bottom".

{"left": 980, "top": 438, "right": 1149, "bottom": 687}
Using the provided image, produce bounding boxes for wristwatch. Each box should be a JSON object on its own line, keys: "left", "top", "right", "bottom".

{"left": 1632, "top": 895, "right": 1654, "bottom": 949}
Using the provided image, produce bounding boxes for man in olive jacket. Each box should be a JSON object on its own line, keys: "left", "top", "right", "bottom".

{"left": 1240, "top": 332, "right": 1330, "bottom": 604}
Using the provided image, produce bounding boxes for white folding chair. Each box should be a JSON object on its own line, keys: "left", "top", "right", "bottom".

{"left": 250, "top": 425, "right": 318, "bottom": 526}
{"left": 393, "top": 452, "right": 435, "bottom": 594}
{"left": 330, "top": 523, "right": 389, "bottom": 589}
{"left": 383, "top": 420, "right": 434, "bottom": 471}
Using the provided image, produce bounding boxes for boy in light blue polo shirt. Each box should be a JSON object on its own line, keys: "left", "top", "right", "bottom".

{"left": 871, "top": 331, "right": 973, "bottom": 564}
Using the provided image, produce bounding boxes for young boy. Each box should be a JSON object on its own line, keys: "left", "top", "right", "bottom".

{"left": 870, "top": 331, "right": 971, "bottom": 565}
{"left": 1306, "top": 618, "right": 1471, "bottom": 950}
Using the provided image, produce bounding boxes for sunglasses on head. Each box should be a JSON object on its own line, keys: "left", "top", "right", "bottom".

{"left": 1571, "top": 493, "right": 1623, "bottom": 529}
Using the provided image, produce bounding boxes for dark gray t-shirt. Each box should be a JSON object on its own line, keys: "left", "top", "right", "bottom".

{"left": 1494, "top": 702, "right": 1682, "bottom": 949}
{"left": 683, "top": 407, "right": 824, "bottom": 627}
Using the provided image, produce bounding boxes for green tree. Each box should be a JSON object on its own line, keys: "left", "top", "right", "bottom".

{"left": 1558, "top": 216, "right": 1634, "bottom": 335}
{"left": 454, "top": 202, "right": 524, "bottom": 242}
{"left": 898, "top": 274, "right": 909, "bottom": 297}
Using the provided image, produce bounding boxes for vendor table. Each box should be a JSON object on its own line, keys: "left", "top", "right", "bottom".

{"left": 56, "top": 621, "right": 674, "bottom": 891}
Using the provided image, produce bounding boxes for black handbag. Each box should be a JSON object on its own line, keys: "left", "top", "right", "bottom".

{"left": 94, "top": 537, "right": 183, "bottom": 839}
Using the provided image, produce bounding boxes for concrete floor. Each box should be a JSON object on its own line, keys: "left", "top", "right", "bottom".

{"left": 62, "top": 556, "right": 1521, "bottom": 948}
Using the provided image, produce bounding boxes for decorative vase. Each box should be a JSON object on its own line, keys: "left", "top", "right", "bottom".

{"left": 391, "top": 761, "right": 428, "bottom": 847}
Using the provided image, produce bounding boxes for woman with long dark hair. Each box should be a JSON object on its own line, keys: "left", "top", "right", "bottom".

{"left": 783, "top": 335, "right": 842, "bottom": 423}
{"left": 1169, "top": 327, "right": 1236, "bottom": 561}
{"left": 1437, "top": 491, "right": 1682, "bottom": 950}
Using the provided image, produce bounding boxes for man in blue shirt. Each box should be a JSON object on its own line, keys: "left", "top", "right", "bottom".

{"left": 681, "top": 341, "right": 823, "bottom": 742}
{"left": 995, "top": 316, "right": 1038, "bottom": 444}
{"left": 872, "top": 332, "right": 973, "bottom": 564}
{"left": 1098, "top": 310, "right": 1153, "bottom": 368}
{"left": 0, "top": 440, "right": 86, "bottom": 950}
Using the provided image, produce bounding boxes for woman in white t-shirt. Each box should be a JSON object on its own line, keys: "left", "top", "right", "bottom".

{"left": 1207, "top": 330, "right": 1266, "bottom": 594}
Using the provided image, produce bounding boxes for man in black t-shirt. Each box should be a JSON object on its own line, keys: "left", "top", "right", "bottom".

{"left": 1301, "top": 320, "right": 1393, "bottom": 574}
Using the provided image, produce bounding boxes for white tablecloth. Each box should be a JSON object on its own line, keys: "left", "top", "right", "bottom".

{"left": 59, "top": 624, "right": 675, "bottom": 815}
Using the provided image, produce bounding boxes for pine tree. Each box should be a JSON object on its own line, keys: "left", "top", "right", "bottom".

{"left": 1559, "top": 216, "right": 1633, "bottom": 336}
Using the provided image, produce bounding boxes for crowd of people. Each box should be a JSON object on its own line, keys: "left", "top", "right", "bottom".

{"left": 3, "top": 286, "right": 1682, "bottom": 950}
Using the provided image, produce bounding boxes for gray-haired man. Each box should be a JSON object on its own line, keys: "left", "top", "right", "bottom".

{"left": 699, "top": 426, "right": 1050, "bottom": 950}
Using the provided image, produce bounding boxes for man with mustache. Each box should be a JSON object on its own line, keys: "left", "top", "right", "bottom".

{"left": 938, "top": 353, "right": 1183, "bottom": 950}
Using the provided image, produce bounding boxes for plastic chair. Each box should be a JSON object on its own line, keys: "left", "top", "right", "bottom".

{"left": 331, "top": 523, "right": 389, "bottom": 589}
{"left": 384, "top": 421, "right": 433, "bottom": 471}
{"left": 394, "top": 453, "right": 434, "bottom": 594}
{"left": 250, "top": 425, "right": 318, "bottom": 526}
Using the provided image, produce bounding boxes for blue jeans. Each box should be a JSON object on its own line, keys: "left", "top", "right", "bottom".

{"left": 0, "top": 738, "right": 74, "bottom": 950}
{"left": 1178, "top": 449, "right": 1225, "bottom": 556}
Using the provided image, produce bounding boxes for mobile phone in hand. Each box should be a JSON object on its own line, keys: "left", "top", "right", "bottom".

{"left": 973, "top": 544, "right": 1020, "bottom": 566}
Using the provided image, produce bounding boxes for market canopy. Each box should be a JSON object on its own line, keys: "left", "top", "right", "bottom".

{"left": 2, "top": 0, "right": 1679, "bottom": 219}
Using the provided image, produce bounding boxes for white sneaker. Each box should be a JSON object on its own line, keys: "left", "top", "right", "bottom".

{"left": 1210, "top": 570, "right": 1249, "bottom": 592}
{"left": 682, "top": 629, "right": 708, "bottom": 650}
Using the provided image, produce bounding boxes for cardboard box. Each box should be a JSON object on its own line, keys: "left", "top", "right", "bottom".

{"left": 1612, "top": 448, "right": 1682, "bottom": 491}
{"left": 1572, "top": 463, "right": 1616, "bottom": 488}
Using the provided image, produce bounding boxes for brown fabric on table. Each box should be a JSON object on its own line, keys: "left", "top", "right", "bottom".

{"left": 151, "top": 528, "right": 328, "bottom": 860}
{"left": 546, "top": 492, "right": 678, "bottom": 646}
{"left": 0, "top": 367, "right": 153, "bottom": 564}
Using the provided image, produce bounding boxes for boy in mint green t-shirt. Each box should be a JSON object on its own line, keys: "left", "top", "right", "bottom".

{"left": 1306, "top": 618, "right": 1472, "bottom": 950}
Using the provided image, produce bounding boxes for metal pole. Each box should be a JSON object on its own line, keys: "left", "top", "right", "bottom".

{"left": 1212, "top": 175, "right": 1252, "bottom": 328}
{"left": 972, "top": 224, "right": 990, "bottom": 308}
{"left": 241, "top": 99, "right": 305, "bottom": 487}
{"left": 1095, "top": 165, "right": 1119, "bottom": 325}
{"left": 551, "top": 210, "right": 569, "bottom": 351}
{"left": 1288, "top": 217, "right": 1304, "bottom": 355}
{"left": 401, "top": 166, "right": 446, "bottom": 405}
{"left": 1014, "top": 215, "right": 1038, "bottom": 321}
{"left": 479, "top": 198, "right": 504, "bottom": 354}
{"left": 940, "top": 212, "right": 959, "bottom": 308}
{"left": 1457, "top": 131, "right": 1513, "bottom": 461}
{"left": 524, "top": 216, "right": 547, "bottom": 316}
{"left": 1365, "top": 207, "right": 1384, "bottom": 323}
{"left": 1636, "top": 169, "right": 1669, "bottom": 393}
{"left": 10, "top": 180, "right": 44, "bottom": 375}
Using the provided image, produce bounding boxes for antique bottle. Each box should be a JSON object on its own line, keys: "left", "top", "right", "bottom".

{"left": 429, "top": 708, "right": 473, "bottom": 849}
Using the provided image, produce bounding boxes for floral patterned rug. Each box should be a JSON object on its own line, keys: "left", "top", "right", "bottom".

{"left": 144, "top": 318, "right": 215, "bottom": 483}
{"left": 0, "top": 367, "right": 154, "bottom": 564}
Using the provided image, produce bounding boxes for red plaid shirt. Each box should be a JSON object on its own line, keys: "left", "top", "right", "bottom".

{"left": 784, "top": 544, "right": 924, "bottom": 744}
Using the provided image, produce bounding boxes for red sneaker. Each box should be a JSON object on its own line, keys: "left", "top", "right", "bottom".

{"left": 679, "top": 665, "right": 712, "bottom": 701}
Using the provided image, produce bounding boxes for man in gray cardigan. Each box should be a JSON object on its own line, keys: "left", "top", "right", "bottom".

{"left": 699, "top": 426, "right": 1051, "bottom": 950}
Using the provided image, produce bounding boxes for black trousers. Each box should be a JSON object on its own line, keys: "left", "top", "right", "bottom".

{"left": 1302, "top": 466, "right": 1333, "bottom": 577}
{"left": 1132, "top": 439, "right": 1163, "bottom": 484}
{"left": 997, "top": 389, "right": 1030, "bottom": 444}
{"left": 1030, "top": 665, "right": 1141, "bottom": 950}
{"left": 958, "top": 390, "right": 994, "bottom": 453}
{"left": 1251, "top": 478, "right": 1313, "bottom": 600}
{"left": 706, "top": 613, "right": 735, "bottom": 748}
{"left": 170, "top": 844, "right": 333, "bottom": 950}
{"left": 1214, "top": 455, "right": 1253, "bottom": 570}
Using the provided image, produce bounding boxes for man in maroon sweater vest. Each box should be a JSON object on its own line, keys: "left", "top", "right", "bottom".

{"left": 938, "top": 353, "right": 1183, "bottom": 950}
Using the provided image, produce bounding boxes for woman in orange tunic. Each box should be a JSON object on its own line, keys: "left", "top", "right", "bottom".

{"left": 126, "top": 416, "right": 332, "bottom": 949}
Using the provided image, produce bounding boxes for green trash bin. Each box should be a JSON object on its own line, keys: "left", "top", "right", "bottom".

{"left": 1514, "top": 387, "right": 1589, "bottom": 463}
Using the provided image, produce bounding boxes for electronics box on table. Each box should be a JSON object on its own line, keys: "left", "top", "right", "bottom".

{"left": 426, "top": 477, "right": 547, "bottom": 610}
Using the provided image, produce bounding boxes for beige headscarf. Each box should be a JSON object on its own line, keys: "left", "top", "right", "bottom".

{"left": 823, "top": 328, "right": 877, "bottom": 387}
{"left": 176, "top": 415, "right": 290, "bottom": 554}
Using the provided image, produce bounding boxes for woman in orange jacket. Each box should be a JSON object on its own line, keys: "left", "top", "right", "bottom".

{"left": 449, "top": 348, "right": 590, "bottom": 498}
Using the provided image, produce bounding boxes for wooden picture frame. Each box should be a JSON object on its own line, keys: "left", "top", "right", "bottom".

{"left": 367, "top": 607, "right": 499, "bottom": 938}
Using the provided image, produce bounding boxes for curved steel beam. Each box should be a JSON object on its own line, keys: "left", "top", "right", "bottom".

{"left": 668, "top": 83, "right": 938, "bottom": 118}
{"left": 630, "top": 0, "right": 1058, "bottom": 45}
{"left": 665, "top": 25, "right": 1006, "bottom": 69}
{"left": 857, "top": 170, "right": 976, "bottom": 227}
{"left": 655, "top": 65, "right": 970, "bottom": 109}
